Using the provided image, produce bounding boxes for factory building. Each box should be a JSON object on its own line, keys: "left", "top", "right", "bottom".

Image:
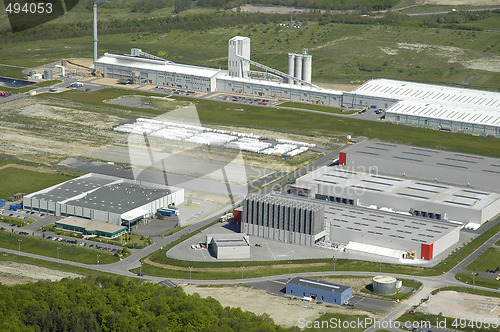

{"left": 344, "top": 79, "right": 500, "bottom": 136}
{"left": 339, "top": 140, "right": 500, "bottom": 194}
{"left": 293, "top": 166, "right": 500, "bottom": 225}
{"left": 206, "top": 233, "right": 251, "bottom": 259}
{"left": 241, "top": 194, "right": 325, "bottom": 247}
{"left": 23, "top": 173, "right": 184, "bottom": 225}
{"left": 242, "top": 193, "right": 461, "bottom": 260}
{"left": 286, "top": 277, "right": 352, "bottom": 305}
{"left": 95, "top": 52, "right": 223, "bottom": 92}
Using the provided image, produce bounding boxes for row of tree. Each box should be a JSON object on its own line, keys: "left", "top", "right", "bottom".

{"left": 0, "top": 276, "right": 292, "bottom": 331}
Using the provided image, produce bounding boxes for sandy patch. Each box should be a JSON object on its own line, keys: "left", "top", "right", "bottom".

{"left": 417, "top": 291, "right": 500, "bottom": 322}
{"left": 0, "top": 260, "right": 82, "bottom": 286}
{"left": 183, "top": 285, "right": 378, "bottom": 327}
{"left": 380, "top": 47, "right": 398, "bottom": 56}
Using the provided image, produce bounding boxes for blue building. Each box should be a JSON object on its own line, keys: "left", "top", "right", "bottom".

{"left": 286, "top": 277, "right": 352, "bottom": 305}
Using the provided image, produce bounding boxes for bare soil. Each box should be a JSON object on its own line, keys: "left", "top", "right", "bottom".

{"left": 183, "top": 284, "right": 378, "bottom": 327}
{"left": 0, "top": 260, "right": 82, "bottom": 286}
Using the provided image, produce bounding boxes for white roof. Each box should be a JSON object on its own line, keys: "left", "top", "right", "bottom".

{"left": 96, "top": 53, "right": 221, "bottom": 78}
{"left": 355, "top": 79, "right": 500, "bottom": 127}
{"left": 346, "top": 241, "right": 406, "bottom": 259}
{"left": 219, "top": 75, "right": 343, "bottom": 95}
{"left": 387, "top": 99, "right": 500, "bottom": 127}
{"left": 122, "top": 209, "right": 150, "bottom": 221}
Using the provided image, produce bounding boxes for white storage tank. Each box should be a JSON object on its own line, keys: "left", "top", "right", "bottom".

{"left": 288, "top": 53, "right": 295, "bottom": 84}
{"left": 302, "top": 54, "right": 312, "bottom": 83}
{"left": 372, "top": 276, "right": 397, "bottom": 295}
{"left": 294, "top": 54, "right": 303, "bottom": 83}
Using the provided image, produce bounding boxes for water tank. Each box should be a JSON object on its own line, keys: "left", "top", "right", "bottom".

{"left": 302, "top": 54, "right": 312, "bottom": 83}
{"left": 43, "top": 69, "right": 53, "bottom": 80}
{"left": 372, "top": 276, "right": 397, "bottom": 295}
{"left": 288, "top": 53, "right": 295, "bottom": 84}
{"left": 29, "top": 70, "right": 36, "bottom": 77}
{"left": 294, "top": 54, "right": 303, "bottom": 83}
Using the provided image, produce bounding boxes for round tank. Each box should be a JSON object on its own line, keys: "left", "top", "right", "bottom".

{"left": 302, "top": 54, "right": 312, "bottom": 83}
{"left": 43, "top": 69, "right": 53, "bottom": 80}
{"left": 288, "top": 53, "right": 295, "bottom": 84}
{"left": 294, "top": 54, "right": 303, "bottom": 82}
{"left": 372, "top": 276, "right": 397, "bottom": 295}
{"left": 29, "top": 70, "right": 36, "bottom": 77}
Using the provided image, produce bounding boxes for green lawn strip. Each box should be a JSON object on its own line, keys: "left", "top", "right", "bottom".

{"left": 0, "top": 231, "right": 119, "bottom": 264}
{"left": 0, "top": 252, "right": 126, "bottom": 279}
{"left": 40, "top": 224, "right": 84, "bottom": 239}
{"left": 496, "top": 238, "right": 500, "bottom": 246}
{"left": 464, "top": 247, "right": 500, "bottom": 272}
{"left": 277, "top": 101, "right": 356, "bottom": 115}
{"left": 398, "top": 311, "right": 498, "bottom": 332}
{"left": 455, "top": 273, "right": 500, "bottom": 290}
{"left": 0, "top": 167, "right": 72, "bottom": 199}
{"left": 360, "top": 278, "right": 422, "bottom": 301}
{"left": 430, "top": 286, "right": 500, "bottom": 298}
{"left": 301, "top": 313, "right": 372, "bottom": 332}
{"left": 0, "top": 215, "right": 35, "bottom": 227}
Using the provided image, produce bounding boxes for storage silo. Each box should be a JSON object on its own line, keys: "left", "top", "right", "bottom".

{"left": 43, "top": 69, "right": 53, "bottom": 80}
{"left": 372, "top": 276, "right": 397, "bottom": 295}
{"left": 294, "top": 54, "right": 303, "bottom": 83}
{"left": 288, "top": 53, "right": 295, "bottom": 84}
{"left": 302, "top": 54, "right": 312, "bottom": 83}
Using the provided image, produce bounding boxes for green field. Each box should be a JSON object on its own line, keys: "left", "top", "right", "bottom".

{"left": 0, "top": 215, "right": 35, "bottom": 227}
{"left": 277, "top": 101, "right": 353, "bottom": 114}
{"left": 0, "top": 167, "right": 72, "bottom": 199}
{"left": 360, "top": 278, "right": 422, "bottom": 301}
{"left": 0, "top": 231, "right": 119, "bottom": 264}
{"left": 465, "top": 247, "right": 500, "bottom": 272}
{"left": 431, "top": 286, "right": 500, "bottom": 298}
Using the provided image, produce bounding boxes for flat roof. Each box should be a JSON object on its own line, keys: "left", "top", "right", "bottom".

{"left": 297, "top": 166, "right": 500, "bottom": 212}
{"left": 287, "top": 277, "right": 351, "bottom": 294}
{"left": 340, "top": 140, "right": 500, "bottom": 179}
{"left": 208, "top": 234, "right": 250, "bottom": 247}
{"left": 218, "top": 75, "right": 343, "bottom": 95}
{"left": 27, "top": 173, "right": 180, "bottom": 215}
{"left": 56, "top": 216, "right": 127, "bottom": 234}
{"left": 96, "top": 53, "right": 221, "bottom": 78}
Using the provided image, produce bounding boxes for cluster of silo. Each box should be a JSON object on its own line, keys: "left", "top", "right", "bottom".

{"left": 287, "top": 51, "right": 312, "bottom": 84}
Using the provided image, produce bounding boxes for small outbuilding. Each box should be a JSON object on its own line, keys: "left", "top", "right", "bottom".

{"left": 206, "top": 233, "right": 250, "bottom": 260}
{"left": 286, "top": 277, "right": 352, "bottom": 305}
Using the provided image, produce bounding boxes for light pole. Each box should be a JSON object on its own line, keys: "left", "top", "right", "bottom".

{"left": 139, "top": 263, "right": 142, "bottom": 277}
{"left": 57, "top": 247, "right": 60, "bottom": 263}
{"left": 241, "top": 266, "right": 244, "bottom": 280}
{"left": 97, "top": 254, "right": 100, "bottom": 265}
{"left": 189, "top": 267, "right": 192, "bottom": 280}
{"left": 334, "top": 258, "right": 336, "bottom": 272}
{"left": 288, "top": 261, "right": 291, "bottom": 275}
{"left": 18, "top": 239, "right": 22, "bottom": 254}
{"left": 379, "top": 261, "right": 382, "bottom": 273}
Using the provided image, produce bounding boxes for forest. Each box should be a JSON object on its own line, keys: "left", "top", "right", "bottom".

{"left": 0, "top": 276, "right": 292, "bottom": 331}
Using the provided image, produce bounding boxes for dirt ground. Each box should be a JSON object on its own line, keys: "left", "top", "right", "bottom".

{"left": 417, "top": 291, "right": 500, "bottom": 321}
{"left": 0, "top": 260, "right": 82, "bottom": 286}
{"left": 183, "top": 285, "right": 378, "bottom": 327}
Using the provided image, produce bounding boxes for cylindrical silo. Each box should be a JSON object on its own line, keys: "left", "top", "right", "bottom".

{"left": 302, "top": 54, "right": 312, "bottom": 83}
{"left": 372, "top": 276, "right": 397, "bottom": 295}
{"left": 288, "top": 53, "right": 295, "bottom": 84}
{"left": 294, "top": 54, "right": 302, "bottom": 83}
{"left": 43, "top": 69, "right": 53, "bottom": 80}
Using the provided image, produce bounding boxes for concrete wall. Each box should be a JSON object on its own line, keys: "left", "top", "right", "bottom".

{"left": 213, "top": 244, "right": 250, "bottom": 260}
{"left": 286, "top": 283, "right": 352, "bottom": 305}
{"left": 432, "top": 224, "right": 461, "bottom": 258}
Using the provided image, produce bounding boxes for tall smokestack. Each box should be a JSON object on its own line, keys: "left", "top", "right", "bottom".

{"left": 93, "top": 2, "right": 98, "bottom": 65}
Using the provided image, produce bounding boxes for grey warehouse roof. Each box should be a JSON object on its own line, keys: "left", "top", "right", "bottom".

{"left": 341, "top": 140, "right": 500, "bottom": 180}
{"left": 96, "top": 53, "right": 221, "bottom": 78}
{"left": 29, "top": 177, "right": 116, "bottom": 202}
{"left": 287, "top": 277, "right": 351, "bottom": 293}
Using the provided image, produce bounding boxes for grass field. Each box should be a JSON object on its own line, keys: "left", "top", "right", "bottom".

{"left": 277, "top": 101, "right": 354, "bottom": 114}
{"left": 456, "top": 273, "right": 500, "bottom": 290}
{"left": 0, "top": 231, "right": 119, "bottom": 264}
{"left": 464, "top": 247, "right": 500, "bottom": 272}
{"left": 360, "top": 278, "right": 422, "bottom": 301}
{"left": 0, "top": 167, "right": 72, "bottom": 199}
{"left": 0, "top": 215, "right": 35, "bottom": 227}
{"left": 431, "top": 286, "right": 500, "bottom": 298}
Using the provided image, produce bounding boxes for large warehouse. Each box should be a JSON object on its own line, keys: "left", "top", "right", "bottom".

{"left": 293, "top": 166, "right": 500, "bottom": 225}
{"left": 23, "top": 173, "right": 184, "bottom": 225}
{"left": 338, "top": 140, "right": 500, "bottom": 193}
{"left": 241, "top": 193, "right": 461, "bottom": 260}
{"left": 344, "top": 79, "right": 500, "bottom": 136}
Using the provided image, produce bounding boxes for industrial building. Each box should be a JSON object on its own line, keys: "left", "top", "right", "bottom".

{"left": 344, "top": 79, "right": 500, "bottom": 136}
{"left": 55, "top": 216, "right": 128, "bottom": 239}
{"left": 338, "top": 140, "right": 500, "bottom": 194}
{"left": 23, "top": 173, "right": 184, "bottom": 225}
{"left": 241, "top": 194, "right": 325, "bottom": 247}
{"left": 286, "top": 277, "right": 352, "bottom": 305}
{"left": 206, "top": 233, "right": 251, "bottom": 259}
{"left": 293, "top": 166, "right": 500, "bottom": 225}
{"left": 241, "top": 192, "right": 461, "bottom": 260}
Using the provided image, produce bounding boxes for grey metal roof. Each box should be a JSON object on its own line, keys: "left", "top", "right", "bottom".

{"left": 30, "top": 177, "right": 115, "bottom": 202}
{"left": 287, "top": 277, "right": 351, "bottom": 294}
{"left": 341, "top": 140, "right": 500, "bottom": 178}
